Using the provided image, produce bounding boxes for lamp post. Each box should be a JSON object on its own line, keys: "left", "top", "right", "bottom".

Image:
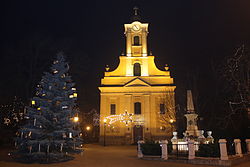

{"left": 86, "top": 126, "right": 91, "bottom": 131}
{"left": 85, "top": 126, "right": 91, "bottom": 143}
{"left": 103, "top": 118, "right": 107, "bottom": 146}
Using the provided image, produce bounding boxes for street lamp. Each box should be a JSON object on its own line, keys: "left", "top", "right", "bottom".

{"left": 103, "top": 118, "right": 107, "bottom": 146}
{"left": 86, "top": 126, "right": 91, "bottom": 131}
{"left": 85, "top": 126, "right": 91, "bottom": 143}
{"left": 169, "top": 119, "right": 174, "bottom": 133}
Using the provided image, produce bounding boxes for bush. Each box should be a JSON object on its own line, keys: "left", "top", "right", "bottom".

{"left": 167, "top": 143, "right": 173, "bottom": 154}
{"left": 227, "top": 141, "right": 236, "bottom": 155}
{"left": 196, "top": 143, "right": 220, "bottom": 157}
{"left": 241, "top": 141, "right": 247, "bottom": 154}
{"left": 141, "top": 142, "right": 161, "bottom": 156}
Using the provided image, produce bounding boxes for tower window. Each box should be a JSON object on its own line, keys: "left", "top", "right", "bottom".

{"left": 160, "top": 104, "right": 165, "bottom": 114}
{"left": 134, "top": 36, "right": 140, "bottom": 46}
{"left": 133, "top": 63, "right": 141, "bottom": 76}
{"left": 110, "top": 104, "right": 116, "bottom": 115}
{"left": 134, "top": 102, "right": 141, "bottom": 115}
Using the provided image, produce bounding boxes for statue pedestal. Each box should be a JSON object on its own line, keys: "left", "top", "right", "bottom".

{"left": 184, "top": 113, "right": 199, "bottom": 137}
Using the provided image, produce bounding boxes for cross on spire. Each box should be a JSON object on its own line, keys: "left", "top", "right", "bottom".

{"left": 133, "top": 6, "right": 139, "bottom": 15}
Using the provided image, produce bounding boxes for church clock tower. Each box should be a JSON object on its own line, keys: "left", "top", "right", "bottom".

{"left": 99, "top": 8, "right": 176, "bottom": 145}
{"left": 124, "top": 19, "right": 148, "bottom": 57}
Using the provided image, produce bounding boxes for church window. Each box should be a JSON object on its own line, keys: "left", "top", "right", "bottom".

{"left": 134, "top": 102, "right": 141, "bottom": 115}
{"left": 110, "top": 104, "right": 116, "bottom": 115}
{"left": 134, "top": 36, "right": 140, "bottom": 45}
{"left": 160, "top": 103, "right": 165, "bottom": 114}
{"left": 133, "top": 63, "right": 141, "bottom": 76}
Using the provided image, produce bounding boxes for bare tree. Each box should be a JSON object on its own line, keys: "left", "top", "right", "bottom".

{"left": 158, "top": 91, "right": 177, "bottom": 132}
{"left": 217, "top": 45, "right": 250, "bottom": 130}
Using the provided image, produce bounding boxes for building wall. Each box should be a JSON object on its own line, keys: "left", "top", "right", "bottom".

{"left": 99, "top": 87, "right": 175, "bottom": 144}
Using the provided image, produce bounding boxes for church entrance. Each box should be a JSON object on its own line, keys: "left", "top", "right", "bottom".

{"left": 133, "top": 125, "right": 143, "bottom": 143}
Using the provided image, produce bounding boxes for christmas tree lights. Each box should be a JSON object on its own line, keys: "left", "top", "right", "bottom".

{"left": 15, "top": 53, "right": 82, "bottom": 163}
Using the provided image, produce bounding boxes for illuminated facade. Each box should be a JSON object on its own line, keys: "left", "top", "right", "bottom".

{"left": 99, "top": 12, "right": 176, "bottom": 145}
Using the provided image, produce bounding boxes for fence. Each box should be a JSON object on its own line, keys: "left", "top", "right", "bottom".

{"left": 169, "top": 143, "right": 189, "bottom": 159}
{"left": 137, "top": 138, "right": 250, "bottom": 160}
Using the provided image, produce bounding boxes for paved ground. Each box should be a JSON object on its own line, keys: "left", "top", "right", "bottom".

{"left": 0, "top": 144, "right": 249, "bottom": 167}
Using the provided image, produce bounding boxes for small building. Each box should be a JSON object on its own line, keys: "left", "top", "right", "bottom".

{"left": 99, "top": 9, "right": 176, "bottom": 145}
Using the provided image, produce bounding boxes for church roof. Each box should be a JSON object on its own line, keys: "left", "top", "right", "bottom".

{"left": 124, "top": 77, "right": 151, "bottom": 87}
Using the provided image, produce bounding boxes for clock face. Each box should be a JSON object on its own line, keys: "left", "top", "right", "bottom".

{"left": 132, "top": 24, "right": 140, "bottom": 31}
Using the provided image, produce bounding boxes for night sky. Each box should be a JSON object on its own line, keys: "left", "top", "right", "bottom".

{"left": 1, "top": 0, "right": 250, "bottom": 119}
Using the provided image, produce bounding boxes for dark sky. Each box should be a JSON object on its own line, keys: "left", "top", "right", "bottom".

{"left": 1, "top": 0, "right": 250, "bottom": 112}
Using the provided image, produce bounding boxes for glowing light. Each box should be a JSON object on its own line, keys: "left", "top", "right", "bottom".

{"left": 37, "top": 108, "right": 41, "bottom": 110}
{"left": 69, "top": 95, "right": 74, "bottom": 98}
{"left": 103, "top": 118, "right": 107, "bottom": 123}
{"left": 71, "top": 88, "right": 76, "bottom": 90}
{"left": 32, "top": 100, "right": 35, "bottom": 105}
{"left": 105, "top": 111, "right": 133, "bottom": 125}
{"left": 170, "top": 119, "right": 174, "bottom": 123}
{"left": 73, "top": 93, "right": 77, "bottom": 98}
{"left": 69, "top": 132, "right": 72, "bottom": 138}
{"left": 73, "top": 116, "right": 79, "bottom": 122}
{"left": 86, "top": 126, "right": 91, "bottom": 131}
{"left": 62, "top": 106, "right": 68, "bottom": 109}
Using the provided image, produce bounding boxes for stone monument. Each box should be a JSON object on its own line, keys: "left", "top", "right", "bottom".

{"left": 184, "top": 90, "right": 199, "bottom": 137}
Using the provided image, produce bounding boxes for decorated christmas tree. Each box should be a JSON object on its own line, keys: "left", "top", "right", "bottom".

{"left": 15, "top": 53, "right": 82, "bottom": 163}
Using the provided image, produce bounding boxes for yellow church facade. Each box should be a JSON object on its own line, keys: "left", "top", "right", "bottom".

{"left": 99, "top": 14, "right": 176, "bottom": 145}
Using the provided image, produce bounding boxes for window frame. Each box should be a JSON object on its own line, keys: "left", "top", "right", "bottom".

{"left": 133, "top": 63, "right": 141, "bottom": 76}
{"left": 110, "top": 104, "right": 116, "bottom": 115}
{"left": 134, "top": 102, "right": 141, "bottom": 115}
{"left": 133, "top": 36, "right": 140, "bottom": 46}
{"left": 160, "top": 103, "right": 165, "bottom": 114}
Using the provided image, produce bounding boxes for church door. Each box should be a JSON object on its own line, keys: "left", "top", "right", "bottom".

{"left": 133, "top": 125, "right": 143, "bottom": 143}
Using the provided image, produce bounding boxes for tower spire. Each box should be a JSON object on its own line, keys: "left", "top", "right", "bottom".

{"left": 187, "top": 90, "right": 195, "bottom": 113}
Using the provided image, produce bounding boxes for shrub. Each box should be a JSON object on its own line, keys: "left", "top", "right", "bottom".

{"left": 167, "top": 142, "right": 173, "bottom": 154}
{"left": 196, "top": 143, "right": 220, "bottom": 157}
{"left": 241, "top": 141, "right": 247, "bottom": 154}
{"left": 227, "top": 141, "right": 236, "bottom": 155}
{"left": 141, "top": 142, "right": 161, "bottom": 156}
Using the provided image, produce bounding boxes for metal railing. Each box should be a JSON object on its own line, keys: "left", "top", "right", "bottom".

{"left": 169, "top": 143, "right": 189, "bottom": 159}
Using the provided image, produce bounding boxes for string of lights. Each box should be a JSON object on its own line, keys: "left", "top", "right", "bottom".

{"left": 105, "top": 111, "right": 133, "bottom": 126}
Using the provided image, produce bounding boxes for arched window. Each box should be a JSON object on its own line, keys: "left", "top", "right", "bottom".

{"left": 133, "top": 63, "right": 141, "bottom": 76}
{"left": 134, "top": 102, "right": 141, "bottom": 115}
{"left": 134, "top": 36, "right": 140, "bottom": 46}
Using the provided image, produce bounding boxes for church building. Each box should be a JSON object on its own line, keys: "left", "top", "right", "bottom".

{"left": 99, "top": 9, "right": 176, "bottom": 145}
